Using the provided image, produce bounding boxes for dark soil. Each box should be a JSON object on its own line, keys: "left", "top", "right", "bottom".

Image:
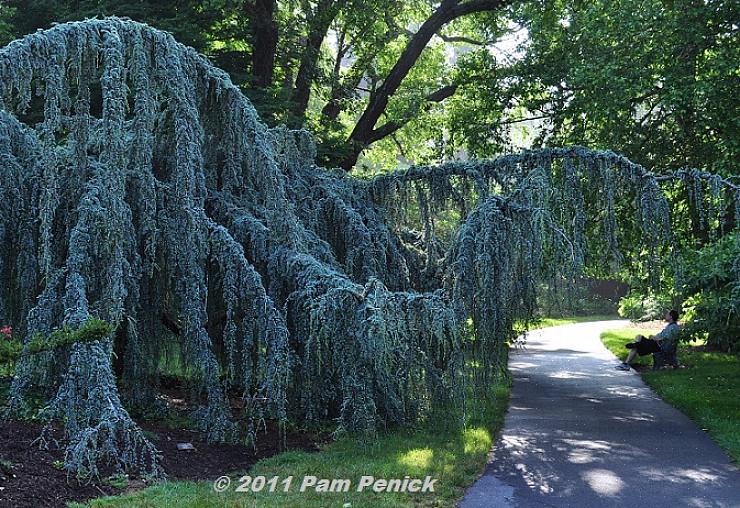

{"left": 0, "top": 421, "right": 116, "bottom": 508}
{"left": 143, "top": 421, "right": 321, "bottom": 480}
{"left": 0, "top": 419, "right": 322, "bottom": 508}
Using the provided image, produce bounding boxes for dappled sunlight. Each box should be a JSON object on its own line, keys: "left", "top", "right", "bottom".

{"left": 581, "top": 468, "right": 625, "bottom": 497}
{"left": 489, "top": 434, "right": 652, "bottom": 482}
{"left": 397, "top": 447, "right": 433, "bottom": 470}
{"left": 488, "top": 426, "right": 732, "bottom": 501}
{"left": 642, "top": 466, "right": 722, "bottom": 485}
{"left": 553, "top": 437, "right": 651, "bottom": 465}
{"left": 513, "top": 461, "right": 556, "bottom": 494}
{"left": 560, "top": 439, "right": 612, "bottom": 452}
{"left": 548, "top": 370, "right": 589, "bottom": 379}
{"left": 498, "top": 432, "right": 561, "bottom": 495}
{"left": 508, "top": 361, "right": 538, "bottom": 370}
{"left": 501, "top": 433, "right": 548, "bottom": 459}
{"left": 462, "top": 323, "right": 740, "bottom": 507}
{"left": 685, "top": 497, "right": 717, "bottom": 508}
{"left": 604, "top": 385, "right": 656, "bottom": 399}
{"left": 567, "top": 450, "right": 598, "bottom": 464}
{"left": 610, "top": 411, "right": 656, "bottom": 423}
{"left": 462, "top": 428, "right": 492, "bottom": 455}
{"left": 558, "top": 439, "right": 610, "bottom": 465}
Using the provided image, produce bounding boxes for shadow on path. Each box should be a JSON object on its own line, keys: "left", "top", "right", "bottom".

{"left": 460, "top": 321, "right": 740, "bottom": 508}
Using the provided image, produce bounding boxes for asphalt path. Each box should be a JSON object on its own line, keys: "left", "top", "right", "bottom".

{"left": 459, "top": 320, "right": 740, "bottom": 508}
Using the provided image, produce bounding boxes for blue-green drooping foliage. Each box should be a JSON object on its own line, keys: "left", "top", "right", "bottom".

{"left": 0, "top": 18, "right": 737, "bottom": 478}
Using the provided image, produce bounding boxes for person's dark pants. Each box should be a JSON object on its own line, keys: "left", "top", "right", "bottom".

{"left": 624, "top": 337, "right": 660, "bottom": 365}
{"left": 634, "top": 338, "right": 660, "bottom": 356}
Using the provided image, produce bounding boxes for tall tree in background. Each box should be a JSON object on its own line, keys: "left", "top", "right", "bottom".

{"left": 251, "top": 0, "right": 278, "bottom": 88}
{"left": 452, "top": 0, "right": 739, "bottom": 177}
{"left": 0, "top": 0, "right": 514, "bottom": 169}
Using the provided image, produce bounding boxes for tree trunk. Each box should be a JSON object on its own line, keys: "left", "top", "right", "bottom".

{"left": 341, "top": 0, "right": 510, "bottom": 170}
{"left": 320, "top": 26, "right": 401, "bottom": 122}
{"left": 289, "top": 0, "right": 340, "bottom": 126}
{"left": 251, "top": 0, "right": 279, "bottom": 88}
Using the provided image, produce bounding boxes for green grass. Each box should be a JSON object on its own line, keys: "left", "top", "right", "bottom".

{"left": 104, "top": 474, "right": 131, "bottom": 490}
{"left": 70, "top": 383, "right": 510, "bottom": 508}
{"left": 601, "top": 328, "right": 740, "bottom": 463}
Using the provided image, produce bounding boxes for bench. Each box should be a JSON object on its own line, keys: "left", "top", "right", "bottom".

{"left": 652, "top": 340, "right": 679, "bottom": 370}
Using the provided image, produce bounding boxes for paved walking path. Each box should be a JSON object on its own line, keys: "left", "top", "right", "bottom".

{"left": 460, "top": 320, "right": 740, "bottom": 508}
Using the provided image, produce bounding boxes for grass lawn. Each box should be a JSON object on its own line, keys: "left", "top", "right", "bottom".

{"left": 601, "top": 328, "right": 740, "bottom": 463}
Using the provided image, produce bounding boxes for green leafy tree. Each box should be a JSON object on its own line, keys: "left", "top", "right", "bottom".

{"left": 462, "top": 0, "right": 739, "bottom": 177}
{"left": 679, "top": 232, "right": 740, "bottom": 351}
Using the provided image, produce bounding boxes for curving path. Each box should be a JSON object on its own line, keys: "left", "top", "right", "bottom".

{"left": 460, "top": 320, "right": 740, "bottom": 508}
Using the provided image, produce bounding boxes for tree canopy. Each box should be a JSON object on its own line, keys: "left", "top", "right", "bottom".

{"left": 459, "top": 0, "right": 739, "bottom": 175}
{"left": 1, "top": 1, "right": 736, "bottom": 174}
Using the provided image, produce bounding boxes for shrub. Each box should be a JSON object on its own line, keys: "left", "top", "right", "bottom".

{"left": 618, "top": 292, "right": 672, "bottom": 321}
{"left": 679, "top": 233, "right": 740, "bottom": 352}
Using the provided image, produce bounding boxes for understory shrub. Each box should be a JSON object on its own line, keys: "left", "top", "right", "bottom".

{"left": 678, "top": 233, "right": 740, "bottom": 351}
{"left": 618, "top": 292, "right": 672, "bottom": 321}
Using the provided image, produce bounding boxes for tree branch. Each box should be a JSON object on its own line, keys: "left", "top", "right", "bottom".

{"left": 437, "top": 33, "right": 488, "bottom": 45}
{"left": 343, "top": 0, "right": 512, "bottom": 169}
{"left": 368, "top": 84, "right": 459, "bottom": 143}
{"left": 498, "top": 114, "right": 550, "bottom": 125}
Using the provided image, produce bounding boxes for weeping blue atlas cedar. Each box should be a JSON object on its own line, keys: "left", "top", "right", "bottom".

{"left": 0, "top": 18, "right": 737, "bottom": 479}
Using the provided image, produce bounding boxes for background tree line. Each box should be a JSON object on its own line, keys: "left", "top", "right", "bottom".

{"left": 0, "top": 0, "right": 736, "bottom": 176}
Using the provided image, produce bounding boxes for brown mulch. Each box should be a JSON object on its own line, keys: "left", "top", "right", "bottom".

{"left": 0, "top": 419, "right": 322, "bottom": 508}
{"left": 143, "top": 421, "right": 322, "bottom": 480}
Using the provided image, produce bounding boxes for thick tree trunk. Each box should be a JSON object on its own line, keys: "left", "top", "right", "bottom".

{"left": 341, "top": 0, "right": 510, "bottom": 170}
{"left": 289, "top": 0, "right": 339, "bottom": 126}
{"left": 251, "top": 0, "right": 279, "bottom": 88}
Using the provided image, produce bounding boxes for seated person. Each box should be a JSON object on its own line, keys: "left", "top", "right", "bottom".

{"left": 615, "top": 310, "right": 680, "bottom": 371}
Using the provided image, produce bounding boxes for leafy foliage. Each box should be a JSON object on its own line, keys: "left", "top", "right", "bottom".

{"left": 618, "top": 293, "right": 673, "bottom": 322}
{"left": 678, "top": 233, "right": 740, "bottom": 351}
{"left": 0, "top": 18, "right": 736, "bottom": 479}
{"left": 474, "top": 0, "right": 740, "bottom": 176}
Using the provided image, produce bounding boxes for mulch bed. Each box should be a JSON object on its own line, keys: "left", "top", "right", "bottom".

{"left": 0, "top": 419, "right": 322, "bottom": 508}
